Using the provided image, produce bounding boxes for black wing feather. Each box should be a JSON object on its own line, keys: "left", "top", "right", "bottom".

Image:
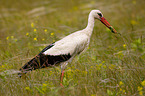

{"left": 39, "top": 43, "right": 54, "bottom": 54}
{"left": 18, "top": 43, "right": 71, "bottom": 77}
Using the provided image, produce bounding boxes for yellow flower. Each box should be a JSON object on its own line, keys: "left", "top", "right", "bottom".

{"left": 138, "top": 86, "right": 143, "bottom": 96}
{"left": 123, "top": 90, "right": 126, "bottom": 93}
{"left": 138, "top": 86, "right": 143, "bottom": 91}
{"left": 51, "top": 32, "right": 54, "bottom": 36}
{"left": 123, "top": 44, "right": 126, "bottom": 48}
{"left": 139, "top": 91, "right": 143, "bottom": 96}
{"left": 44, "top": 29, "right": 47, "bottom": 32}
{"left": 31, "top": 23, "right": 34, "bottom": 28}
{"left": 25, "top": 87, "right": 30, "bottom": 91}
{"left": 15, "top": 39, "right": 18, "bottom": 42}
{"left": 1, "top": 65, "right": 5, "bottom": 68}
{"left": 42, "top": 83, "right": 47, "bottom": 87}
{"left": 130, "top": 20, "right": 138, "bottom": 25}
{"left": 42, "top": 38, "right": 45, "bottom": 41}
{"left": 99, "top": 63, "right": 102, "bottom": 67}
{"left": 120, "top": 88, "right": 122, "bottom": 91}
{"left": 103, "top": 65, "right": 107, "bottom": 69}
{"left": 119, "top": 81, "right": 124, "bottom": 86}
{"left": 91, "top": 94, "right": 96, "bottom": 96}
{"left": 6, "top": 36, "right": 9, "bottom": 40}
{"left": 9, "top": 43, "right": 12, "bottom": 46}
{"left": 141, "top": 80, "right": 145, "bottom": 86}
{"left": 132, "top": 0, "right": 136, "bottom": 4}
{"left": 34, "top": 37, "right": 37, "bottom": 41}
{"left": 26, "top": 33, "right": 29, "bottom": 36}
{"left": 34, "top": 29, "right": 37, "bottom": 32}
{"left": 102, "top": 61, "right": 105, "bottom": 63}
{"left": 11, "top": 36, "right": 14, "bottom": 39}
{"left": 91, "top": 66, "right": 94, "bottom": 69}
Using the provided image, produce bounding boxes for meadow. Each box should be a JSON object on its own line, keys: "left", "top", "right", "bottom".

{"left": 0, "top": 0, "right": 145, "bottom": 95}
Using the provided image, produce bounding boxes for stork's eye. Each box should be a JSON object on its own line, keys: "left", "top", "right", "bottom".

{"left": 97, "top": 13, "right": 102, "bottom": 17}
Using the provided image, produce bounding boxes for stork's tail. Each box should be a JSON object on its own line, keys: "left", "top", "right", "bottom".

{"left": 18, "top": 55, "right": 42, "bottom": 77}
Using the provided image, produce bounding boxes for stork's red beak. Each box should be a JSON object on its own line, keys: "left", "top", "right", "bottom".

{"left": 100, "top": 17, "right": 117, "bottom": 34}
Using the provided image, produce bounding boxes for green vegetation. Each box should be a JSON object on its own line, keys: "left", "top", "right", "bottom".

{"left": 0, "top": 0, "right": 145, "bottom": 95}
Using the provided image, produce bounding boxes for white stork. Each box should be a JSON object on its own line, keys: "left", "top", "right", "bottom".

{"left": 18, "top": 10, "right": 118, "bottom": 87}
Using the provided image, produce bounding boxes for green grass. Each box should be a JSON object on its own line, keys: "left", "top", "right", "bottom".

{"left": 0, "top": 0, "right": 145, "bottom": 95}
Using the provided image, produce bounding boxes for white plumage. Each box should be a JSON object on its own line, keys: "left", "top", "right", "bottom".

{"left": 19, "top": 10, "right": 118, "bottom": 87}
{"left": 44, "top": 31, "right": 89, "bottom": 56}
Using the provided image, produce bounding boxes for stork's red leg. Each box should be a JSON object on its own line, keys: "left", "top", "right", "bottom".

{"left": 60, "top": 70, "right": 65, "bottom": 87}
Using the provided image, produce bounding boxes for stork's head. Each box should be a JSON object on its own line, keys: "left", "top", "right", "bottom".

{"left": 90, "top": 10, "right": 118, "bottom": 34}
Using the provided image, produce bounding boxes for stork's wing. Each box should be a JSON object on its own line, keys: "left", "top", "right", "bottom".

{"left": 19, "top": 42, "right": 72, "bottom": 76}
{"left": 43, "top": 33, "right": 89, "bottom": 56}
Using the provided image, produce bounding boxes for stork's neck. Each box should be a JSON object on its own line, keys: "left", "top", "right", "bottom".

{"left": 84, "top": 13, "right": 95, "bottom": 37}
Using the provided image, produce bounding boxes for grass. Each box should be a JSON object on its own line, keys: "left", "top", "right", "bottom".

{"left": 0, "top": 0, "right": 145, "bottom": 95}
